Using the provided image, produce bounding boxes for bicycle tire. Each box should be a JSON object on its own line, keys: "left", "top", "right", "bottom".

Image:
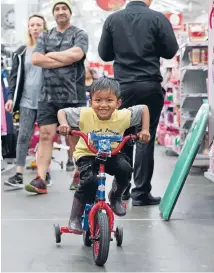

{"left": 93, "top": 212, "right": 110, "bottom": 266}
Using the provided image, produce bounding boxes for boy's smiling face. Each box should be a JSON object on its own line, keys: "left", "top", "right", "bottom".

{"left": 90, "top": 89, "right": 121, "bottom": 120}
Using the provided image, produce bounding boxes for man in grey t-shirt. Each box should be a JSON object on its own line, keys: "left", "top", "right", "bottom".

{"left": 25, "top": 0, "right": 89, "bottom": 194}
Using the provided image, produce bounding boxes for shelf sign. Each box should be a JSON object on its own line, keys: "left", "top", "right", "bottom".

{"left": 96, "top": 0, "right": 125, "bottom": 11}
{"left": 165, "top": 13, "right": 183, "bottom": 30}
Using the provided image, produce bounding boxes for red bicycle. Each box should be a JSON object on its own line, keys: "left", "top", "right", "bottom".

{"left": 54, "top": 129, "right": 138, "bottom": 266}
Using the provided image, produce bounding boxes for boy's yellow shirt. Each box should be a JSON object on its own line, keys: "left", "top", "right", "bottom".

{"left": 74, "top": 107, "right": 131, "bottom": 160}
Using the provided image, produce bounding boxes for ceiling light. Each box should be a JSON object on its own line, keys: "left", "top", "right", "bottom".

{"left": 188, "top": 1, "right": 193, "bottom": 12}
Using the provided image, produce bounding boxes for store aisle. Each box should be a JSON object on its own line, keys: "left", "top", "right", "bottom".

{"left": 1, "top": 146, "right": 214, "bottom": 272}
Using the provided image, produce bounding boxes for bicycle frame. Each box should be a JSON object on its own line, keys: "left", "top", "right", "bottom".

{"left": 60, "top": 129, "right": 138, "bottom": 238}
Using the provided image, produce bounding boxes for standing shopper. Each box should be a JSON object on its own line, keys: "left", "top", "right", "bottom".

{"left": 98, "top": 0, "right": 178, "bottom": 205}
{"left": 4, "top": 14, "right": 50, "bottom": 189}
{"left": 24, "top": 0, "right": 88, "bottom": 194}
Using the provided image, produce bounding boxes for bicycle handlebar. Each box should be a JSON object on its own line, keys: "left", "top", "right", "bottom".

{"left": 57, "top": 129, "right": 138, "bottom": 156}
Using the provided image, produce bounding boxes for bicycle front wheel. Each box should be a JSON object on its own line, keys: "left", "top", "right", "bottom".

{"left": 93, "top": 212, "right": 110, "bottom": 266}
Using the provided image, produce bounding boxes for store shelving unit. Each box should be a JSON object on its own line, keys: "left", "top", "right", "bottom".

{"left": 179, "top": 42, "right": 209, "bottom": 166}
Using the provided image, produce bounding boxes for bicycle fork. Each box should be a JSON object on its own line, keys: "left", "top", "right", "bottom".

{"left": 88, "top": 164, "right": 114, "bottom": 239}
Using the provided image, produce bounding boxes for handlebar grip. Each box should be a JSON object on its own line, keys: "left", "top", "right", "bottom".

{"left": 56, "top": 128, "right": 72, "bottom": 136}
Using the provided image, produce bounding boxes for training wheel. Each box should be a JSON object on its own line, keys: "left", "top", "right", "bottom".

{"left": 115, "top": 226, "right": 123, "bottom": 247}
{"left": 83, "top": 229, "right": 92, "bottom": 247}
{"left": 54, "top": 224, "right": 61, "bottom": 243}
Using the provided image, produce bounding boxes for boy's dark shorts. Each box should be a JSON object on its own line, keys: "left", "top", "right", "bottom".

{"left": 37, "top": 101, "right": 86, "bottom": 127}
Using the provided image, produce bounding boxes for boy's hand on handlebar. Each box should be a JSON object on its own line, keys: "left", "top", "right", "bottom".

{"left": 138, "top": 129, "right": 151, "bottom": 143}
{"left": 58, "top": 124, "right": 70, "bottom": 135}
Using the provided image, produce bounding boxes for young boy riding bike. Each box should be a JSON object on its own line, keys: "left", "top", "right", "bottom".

{"left": 57, "top": 77, "right": 150, "bottom": 234}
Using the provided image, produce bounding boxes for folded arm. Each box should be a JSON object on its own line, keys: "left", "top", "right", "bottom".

{"left": 47, "top": 46, "right": 85, "bottom": 66}
{"left": 32, "top": 52, "right": 65, "bottom": 68}
{"left": 32, "top": 32, "right": 65, "bottom": 68}
{"left": 48, "top": 30, "right": 88, "bottom": 66}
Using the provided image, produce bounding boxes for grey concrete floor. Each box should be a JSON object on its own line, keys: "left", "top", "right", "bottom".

{"left": 1, "top": 146, "right": 214, "bottom": 272}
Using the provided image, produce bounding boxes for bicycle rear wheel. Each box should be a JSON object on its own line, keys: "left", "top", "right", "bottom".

{"left": 93, "top": 212, "right": 110, "bottom": 266}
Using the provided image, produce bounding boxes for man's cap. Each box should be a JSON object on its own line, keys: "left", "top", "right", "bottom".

{"left": 52, "top": 0, "right": 72, "bottom": 14}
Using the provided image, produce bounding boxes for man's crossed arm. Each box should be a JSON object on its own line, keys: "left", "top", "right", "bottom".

{"left": 47, "top": 47, "right": 84, "bottom": 65}
{"left": 32, "top": 30, "right": 88, "bottom": 69}
{"left": 32, "top": 47, "right": 84, "bottom": 69}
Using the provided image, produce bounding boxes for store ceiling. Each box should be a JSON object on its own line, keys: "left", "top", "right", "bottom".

{"left": 1, "top": 0, "right": 209, "bottom": 58}
{"left": 41, "top": 0, "right": 209, "bottom": 61}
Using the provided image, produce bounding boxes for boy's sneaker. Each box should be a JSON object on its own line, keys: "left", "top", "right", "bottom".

{"left": 69, "top": 169, "right": 80, "bottom": 190}
{"left": 46, "top": 172, "right": 52, "bottom": 187}
{"left": 4, "top": 173, "right": 24, "bottom": 189}
{"left": 66, "top": 160, "right": 75, "bottom": 172}
{"left": 25, "top": 177, "right": 47, "bottom": 194}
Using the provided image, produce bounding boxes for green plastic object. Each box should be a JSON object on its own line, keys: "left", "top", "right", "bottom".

{"left": 159, "top": 103, "right": 210, "bottom": 221}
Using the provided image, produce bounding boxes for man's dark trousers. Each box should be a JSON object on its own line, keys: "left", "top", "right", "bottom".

{"left": 119, "top": 81, "right": 164, "bottom": 202}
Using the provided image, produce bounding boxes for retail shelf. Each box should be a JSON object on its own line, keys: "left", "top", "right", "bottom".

{"left": 181, "top": 95, "right": 207, "bottom": 109}
{"left": 195, "top": 154, "right": 209, "bottom": 160}
{"left": 181, "top": 93, "right": 207, "bottom": 97}
{"left": 180, "top": 42, "right": 208, "bottom": 60}
{"left": 180, "top": 42, "right": 208, "bottom": 49}
{"left": 181, "top": 116, "right": 194, "bottom": 121}
{"left": 178, "top": 42, "right": 209, "bottom": 164}
{"left": 181, "top": 119, "right": 194, "bottom": 130}
{"left": 181, "top": 65, "right": 208, "bottom": 71}
{"left": 159, "top": 41, "right": 209, "bottom": 159}
{"left": 204, "top": 171, "right": 214, "bottom": 183}
{"left": 180, "top": 69, "right": 208, "bottom": 83}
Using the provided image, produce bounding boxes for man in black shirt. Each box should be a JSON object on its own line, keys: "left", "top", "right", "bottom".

{"left": 98, "top": 0, "right": 178, "bottom": 206}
